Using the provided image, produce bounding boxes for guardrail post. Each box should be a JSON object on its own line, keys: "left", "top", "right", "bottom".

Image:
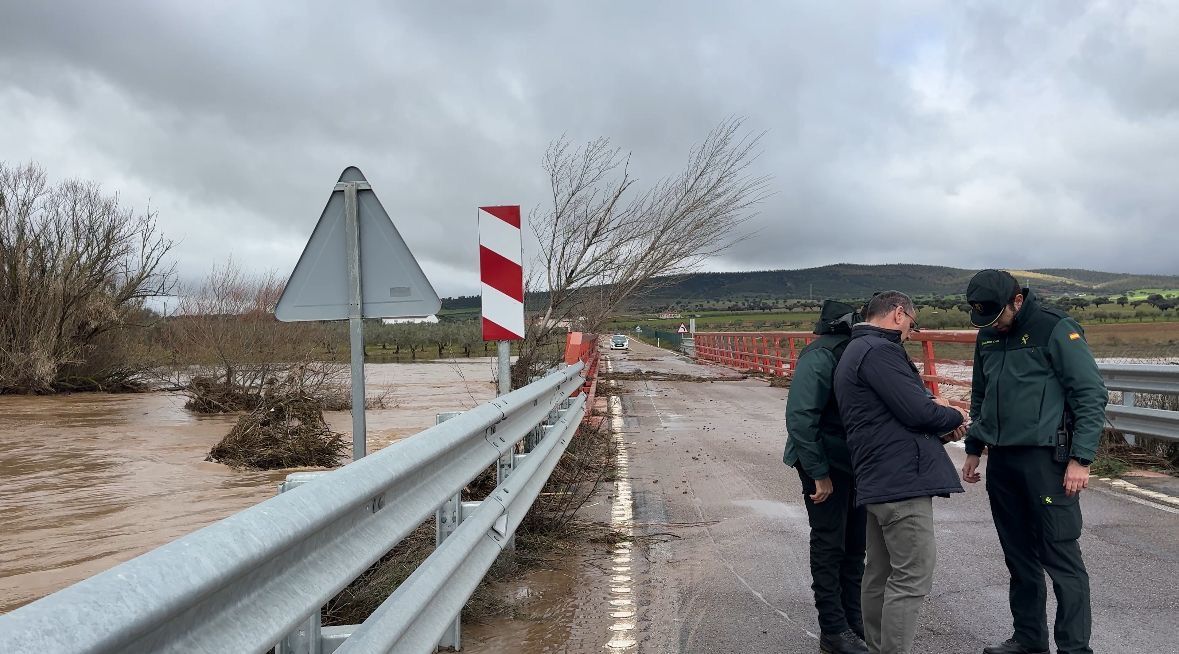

{"left": 276, "top": 471, "right": 332, "bottom": 654}
{"left": 433, "top": 495, "right": 487, "bottom": 652}
{"left": 1122, "top": 391, "right": 1137, "bottom": 447}
{"left": 278, "top": 613, "right": 323, "bottom": 654}
{"left": 432, "top": 410, "right": 478, "bottom": 651}
{"left": 497, "top": 425, "right": 517, "bottom": 551}
{"left": 435, "top": 492, "right": 464, "bottom": 651}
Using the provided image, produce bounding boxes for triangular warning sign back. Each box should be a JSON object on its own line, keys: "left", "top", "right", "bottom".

{"left": 275, "top": 167, "right": 441, "bottom": 321}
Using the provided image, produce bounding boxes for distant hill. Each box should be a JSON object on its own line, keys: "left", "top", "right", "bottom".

{"left": 622, "top": 264, "right": 1179, "bottom": 309}
{"left": 440, "top": 264, "right": 1179, "bottom": 312}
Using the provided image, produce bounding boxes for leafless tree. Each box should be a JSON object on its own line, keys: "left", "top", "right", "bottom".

{"left": 514, "top": 118, "right": 769, "bottom": 383}
{"left": 165, "top": 259, "right": 393, "bottom": 415}
{"left": 0, "top": 162, "right": 175, "bottom": 392}
{"left": 164, "top": 258, "right": 334, "bottom": 411}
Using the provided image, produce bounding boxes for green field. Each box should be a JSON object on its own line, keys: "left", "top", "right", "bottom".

{"left": 1124, "top": 289, "right": 1179, "bottom": 301}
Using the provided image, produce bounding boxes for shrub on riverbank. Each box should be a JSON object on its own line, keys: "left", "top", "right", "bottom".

{"left": 0, "top": 162, "right": 174, "bottom": 394}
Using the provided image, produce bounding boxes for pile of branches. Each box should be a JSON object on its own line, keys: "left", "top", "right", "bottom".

{"left": 206, "top": 374, "right": 347, "bottom": 469}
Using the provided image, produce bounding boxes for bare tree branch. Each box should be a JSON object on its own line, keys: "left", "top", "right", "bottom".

{"left": 513, "top": 117, "right": 769, "bottom": 383}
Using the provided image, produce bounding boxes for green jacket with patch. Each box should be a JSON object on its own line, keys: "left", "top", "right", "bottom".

{"left": 783, "top": 334, "right": 853, "bottom": 479}
{"left": 964, "top": 289, "right": 1107, "bottom": 461}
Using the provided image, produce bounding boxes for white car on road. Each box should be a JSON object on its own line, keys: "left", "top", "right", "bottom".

{"left": 609, "top": 334, "right": 630, "bottom": 351}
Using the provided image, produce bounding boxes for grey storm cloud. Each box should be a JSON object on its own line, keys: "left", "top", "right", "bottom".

{"left": 1, "top": 1, "right": 1176, "bottom": 298}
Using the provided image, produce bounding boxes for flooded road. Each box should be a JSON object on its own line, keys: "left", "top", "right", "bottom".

{"left": 0, "top": 359, "right": 497, "bottom": 613}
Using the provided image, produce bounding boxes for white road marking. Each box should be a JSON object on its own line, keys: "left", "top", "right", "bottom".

{"left": 1098, "top": 477, "right": 1179, "bottom": 514}
{"left": 605, "top": 393, "right": 637, "bottom": 650}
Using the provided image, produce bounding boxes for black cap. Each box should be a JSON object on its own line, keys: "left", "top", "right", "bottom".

{"left": 966, "top": 269, "right": 1020, "bottom": 328}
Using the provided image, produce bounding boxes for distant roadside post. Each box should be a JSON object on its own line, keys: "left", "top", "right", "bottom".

{"left": 275, "top": 167, "right": 441, "bottom": 460}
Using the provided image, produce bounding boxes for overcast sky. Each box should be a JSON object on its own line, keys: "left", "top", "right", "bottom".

{"left": 2, "top": 1, "right": 1176, "bottom": 298}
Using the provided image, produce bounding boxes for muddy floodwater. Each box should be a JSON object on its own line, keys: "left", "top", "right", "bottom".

{"left": 0, "top": 359, "right": 497, "bottom": 613}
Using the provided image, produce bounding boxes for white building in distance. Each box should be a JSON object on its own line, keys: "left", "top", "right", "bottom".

{"left": 381, "top": 315, "right": 440, "bottom": 325}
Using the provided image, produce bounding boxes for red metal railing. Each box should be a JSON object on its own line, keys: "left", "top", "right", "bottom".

{"left": 693, "top": 330, "right": 977, "bottom": 408}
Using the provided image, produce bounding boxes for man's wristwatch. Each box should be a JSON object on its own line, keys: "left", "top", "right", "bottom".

{"left": 1070, "top": 456, "right": 1092, "bottom": 467}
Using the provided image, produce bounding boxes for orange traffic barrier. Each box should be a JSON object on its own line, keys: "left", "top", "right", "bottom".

{"left": 564, "top": 332, "right": 600, "bottom": 407}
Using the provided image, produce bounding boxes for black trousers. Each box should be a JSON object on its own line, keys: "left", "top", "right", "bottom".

{"left": 987, "top": 446, "right": 1092, "bottom": 654}
{"left": 798, "top": 466, "right": 867, "bottom": 635}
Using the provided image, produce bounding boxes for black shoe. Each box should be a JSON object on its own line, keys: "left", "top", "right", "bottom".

{"left": 849, "top": 622, "right": 865, "bottom": 642}
{"left": 982, "top": 638, "right": 1049, "bottom": 654}
{"left": 820, "top": 629, "right": 868, "bottom": 654}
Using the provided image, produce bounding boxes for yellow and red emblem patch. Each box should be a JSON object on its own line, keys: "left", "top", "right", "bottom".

{"left": 1068, "top": 332, "right": 1081, "bottom": 341}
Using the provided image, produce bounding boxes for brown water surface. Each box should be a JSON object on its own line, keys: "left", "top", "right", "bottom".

{"left": 0, "top": 359, "right": 497, "bottom": 613}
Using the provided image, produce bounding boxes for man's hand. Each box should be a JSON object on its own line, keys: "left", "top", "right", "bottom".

{"left": 933, "top": 396, "right": 970, "bottom": 422}
{"left": 1064, "top": 460, "right": 1090, "bottom": 497}
{"left": 961, "top": 454, "right": 982, "bottom": 484}
{"left": 810, "top": 477, "right": 833, "bottom": 504}
{"left": 942, "top": 423, "right": 967, "bottom": 443}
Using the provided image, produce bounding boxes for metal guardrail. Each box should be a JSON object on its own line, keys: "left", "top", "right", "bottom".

{"left": 1099, "top": 364, "right": 1179, "bottom": 395}
{"left": 0, "top": 361, "right": 589, "bottom": 654}
{"left": 1100, "top": 364, "right": 1179, "bottom": 444}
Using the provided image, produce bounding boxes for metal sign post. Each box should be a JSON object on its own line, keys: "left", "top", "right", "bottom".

{"left": 497, "top": 341, "right": 511, "bottom": 396}
{"left": 342, "top": 180, "right": 367, "bottom": 460}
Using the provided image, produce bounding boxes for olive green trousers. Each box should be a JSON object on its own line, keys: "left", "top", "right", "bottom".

{"left": 862, "top": 496, "right": 935, "bottom": 654}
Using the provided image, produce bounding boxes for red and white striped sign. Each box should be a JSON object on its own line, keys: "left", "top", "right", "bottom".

{"left": 478, "top": 205, "right": 525, "bottom": 341}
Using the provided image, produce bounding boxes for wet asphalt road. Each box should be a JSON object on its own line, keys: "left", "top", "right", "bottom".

{"left": 609, "top": 340, "right": 1179, "bottom": 654}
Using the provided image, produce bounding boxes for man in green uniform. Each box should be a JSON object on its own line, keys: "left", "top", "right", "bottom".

{"left": 960, "top": 270, "right": 1107, "bottom": 654}
{"left": 784, "top": 300, "right": 868, "bottom": 654}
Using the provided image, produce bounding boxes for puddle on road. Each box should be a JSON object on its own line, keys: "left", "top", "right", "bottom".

{"left": 0, "top": 360, "right": 497, "bottom": 613}
{"left": 462, "top": 551, "right": 614, "bottom": 653}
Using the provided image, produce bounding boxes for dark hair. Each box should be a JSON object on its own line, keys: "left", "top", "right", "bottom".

{"left": 1001, "top": 271, "right": 1022, "bottom": 305}
{"left": 864, "top": 290, "right": 915, "bottom": 321}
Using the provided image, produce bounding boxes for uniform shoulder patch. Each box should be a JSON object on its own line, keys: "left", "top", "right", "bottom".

{"left": 1068, "top": 332, "right": 1081, "bottom": 341}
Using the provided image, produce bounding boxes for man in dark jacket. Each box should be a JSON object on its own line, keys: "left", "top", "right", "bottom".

{"left": 833, "top": 290, "right": 967, "bottom": 654}
{"left": 784, "top": 300, "right": 868, "bottom": 654}
{"left": 960, "top": 270, "right": 1106, "bottom": 654}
